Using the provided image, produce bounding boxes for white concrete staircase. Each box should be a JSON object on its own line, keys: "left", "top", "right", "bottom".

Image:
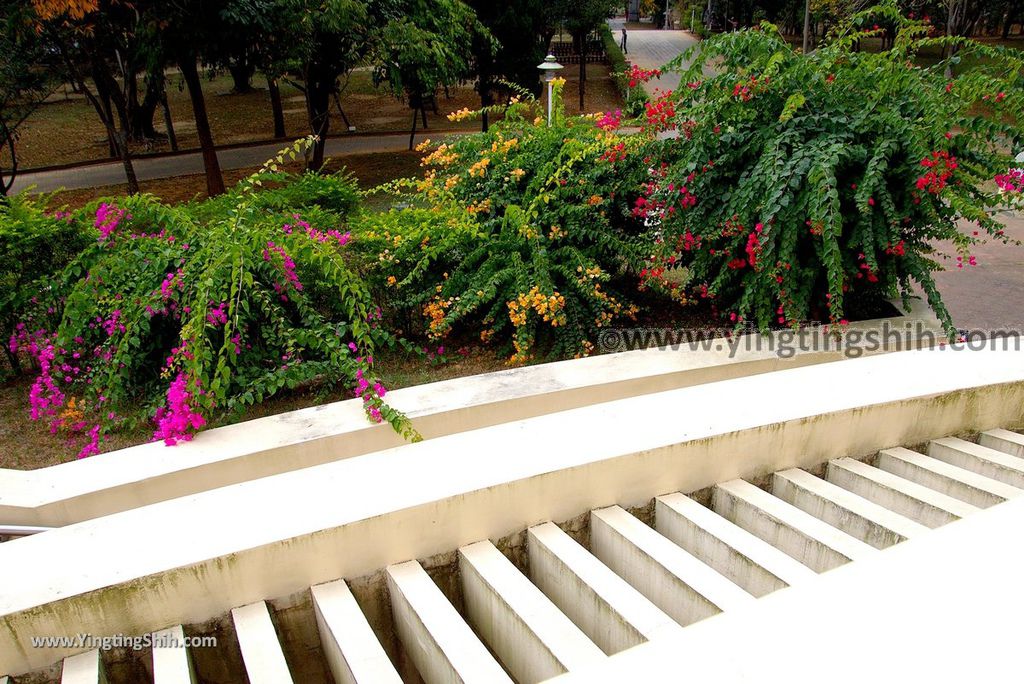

{"left": 32, "top": 427, "right": 1024, "bottom": 684}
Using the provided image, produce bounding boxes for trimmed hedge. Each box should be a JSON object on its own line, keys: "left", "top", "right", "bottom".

{"left": 600, "top": 23, "right": 649, "bottom": 115}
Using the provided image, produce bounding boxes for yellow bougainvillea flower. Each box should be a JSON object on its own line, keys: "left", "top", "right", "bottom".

{"left": 447, "top": 108, "right": 475, "bottom": 122}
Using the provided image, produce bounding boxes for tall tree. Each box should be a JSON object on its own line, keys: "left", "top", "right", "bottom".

{"left": 283, "top": 0, "right": 487, "bottom": 170}
{"left": 555, "top": 0, "right": 618, "bottom": 110}
{"left": 220, "top": 0, "right": 304, "bottom": 139}
{"left": 374, "top": 0, "right": 491, "bottom": 147}
{"left": 1, "top": 2, "right": 53, "bottom": 197}
{"left": 467, "top": 0, "right": 549, "bottom": 132}
{"left": 141, "top": 0, "right": 226, "bottom": 196}
{"left": 30, "top": 0, "right": 141, "bottom": 193}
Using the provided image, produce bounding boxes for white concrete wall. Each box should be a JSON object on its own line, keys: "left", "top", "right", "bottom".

{"left": 0, "top": 348, "right": 1018, "bottom": 676}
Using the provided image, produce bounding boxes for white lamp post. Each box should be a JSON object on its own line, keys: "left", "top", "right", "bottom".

{"left": 537, "top": 54, "right": 564, "bottom": 127}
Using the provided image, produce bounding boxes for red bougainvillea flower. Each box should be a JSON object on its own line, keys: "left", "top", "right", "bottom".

{"left": 916, "top": 150, "right": 957, "bottom": 194}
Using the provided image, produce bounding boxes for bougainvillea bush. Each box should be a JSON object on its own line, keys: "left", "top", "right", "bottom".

{"left": 635, "top": 3, "right": 1024, "bottom": 333}
{"left": 353, "top": 84, "right": 654, "bottom": 362}
{"left": 8, "top": 141, "right": 416, "bottom": 457}
{"left": 1, "top": 195, "right": 92, "bottom": 377}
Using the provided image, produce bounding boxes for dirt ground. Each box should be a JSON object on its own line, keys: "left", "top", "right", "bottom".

{"left": 0, "top": 345, "right": 509, "bottom": 470}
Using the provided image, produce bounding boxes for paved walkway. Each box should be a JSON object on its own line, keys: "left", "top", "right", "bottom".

{"left": 608, "top": 18, "right": 705, "bottom": 96}
{"left": 9, "top": 131, "right": 441, "bottom": 195}
{"left": 931, "top": 212, "right": 1024, "bottom": 333}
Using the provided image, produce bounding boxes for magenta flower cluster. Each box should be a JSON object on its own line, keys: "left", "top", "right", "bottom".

{"left": 206, "top": 301, "right": 228, "bottom": 326}
{"left": 282, "top": 214, "right": 351, "bottom": 247}
{"left": 995, "top": 168, "right": 1024, "bottom": 193}
{"left": 153, "top": 372, "right": 207, "bottom": 446}
{"left": 595, "top": 109, "right": 623, "bottom": 131}
{"left": 263, "top": 241, "right": 303, "bottom": 292}
{"left": 95, "top": 203, "right": 128, "bottom": 244}
{"left": 349, "top": 342, "right": 387, "bottom": 423}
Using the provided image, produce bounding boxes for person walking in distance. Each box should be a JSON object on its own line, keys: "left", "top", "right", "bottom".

{"left": 621, "top": 27, "right": 628, "bottom": 54}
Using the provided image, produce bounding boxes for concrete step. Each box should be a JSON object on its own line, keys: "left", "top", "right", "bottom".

{"left": 310, "top": 579, "right": 402, "bottom": 684}
{"left": 458, "top": 539, "right": 605, "bottom": 683}
{"left": 230, "top": 601, "right": 294, "bottom": 684}
{"left": 771, "top": 469, "right": 928, "bottom": 550}
{"left": 151, "top": 625, "right": 196, "bottom": 684}
{"left": 589, "top": 505, "right": 754, "bottom": 627}
{"left": 386, "top": 560, "right": 512, "bottom": 684}
{"left": 653, "top": 492, "right": 816, "bottom": 597}
{"left": 711, "top": 479, "right": 875, "bottom": 573}
{"left": 60, "top": 650, "right": 106, "bottom": 683}
{"left": 527, "top": 522, "right": 682, "bottom": 655}
{"left": 928, "top": 437, "right": 1024, "bottom": 488}
{"left": 826, "top": 457, "right": 977, "bottom": 527}
{"left": 979, "top": 428, "right": 1024, "bottom": 459}
{"left": 876, "top": 448, "right": 1021, "bottom": 508}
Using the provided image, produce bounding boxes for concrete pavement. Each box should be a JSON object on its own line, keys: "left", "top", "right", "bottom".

{"left": 931, "top": 212, "right": 1024, "bottom": 333}
{"left": 608, "top": 18, "right": 704, "bottom": 96}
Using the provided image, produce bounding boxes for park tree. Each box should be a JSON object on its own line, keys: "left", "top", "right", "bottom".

{"left": 554, "top": 0, "right": 619, "bottom": 109}
{"left": 29, "top": 0, "right": 142, "bottom": 193}
{"left": 373, "top": 0, "right": 491, "bottom": 147}
{"left": 280, "top": 0, "right": 487, "bottom": 170}
{"left": 135, "top": 0, "right": 227, "bottom": 196}
{"left": 1, "top": 2, "right": 55, "bottom": 198}
{"left": 219, "top": 0, "right": 306, "bottom": 139}
{"left": 466, "top": 0, "right": 549, "bottom": 131}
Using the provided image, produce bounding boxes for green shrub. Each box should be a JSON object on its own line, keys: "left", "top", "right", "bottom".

{"left": 637, "top": 4, "right": 1024, "bottom": 334}
{"left": 0, "top": 194, "right": 91, "bottom": 375}
{"left": 9, "top": 140, "right": 416, "bottom": 457}
{"left": 355, "top": 87, "right": 653, "bottom": 362}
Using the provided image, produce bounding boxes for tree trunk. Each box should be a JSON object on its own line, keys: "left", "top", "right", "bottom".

{"left": 1, "top": 119, "right": 16, "bottom": 198}
{"left": 132, "top": 71, "right": 162, "bottom": 140}
{"left": 93, "top": 74, "right": 118, "bottom": 158}
{"left": 305, "top": 63, "right": 333, "bottom": 171}
{"left": 92, "top": 61, "right": 131, "bottom": 138}
{"left": 267, "top": 75, "right": 286, "bottom": 138}
{"left": 88, "top": 62, "right": 138, "bottom": 192}
{"left": 578, "top": 34, "right": 587, "bottom": 111}
{"left": 160, "top": 89, "right": 179, "bottom": 152}
{"left": 48, "top": 31, "right": 139, "bottom": 192}
{"left": 1000, "top": 1, "right": 1020, "bottom": 38}
{"left": 229, "top": 58, "right": 255, "bottom": 93}
{"left": 179, "top": 54, "right": 225, "bottom": 196}
{"left": 408, "top": 106, "right": 418, "bottom": 151}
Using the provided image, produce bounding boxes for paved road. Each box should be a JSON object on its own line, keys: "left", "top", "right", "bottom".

{"left": 10, "top": 131, "right": 441, "bottom": 195}
{"left": 608, "top": 19, "right": 704, "bottom": 96}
